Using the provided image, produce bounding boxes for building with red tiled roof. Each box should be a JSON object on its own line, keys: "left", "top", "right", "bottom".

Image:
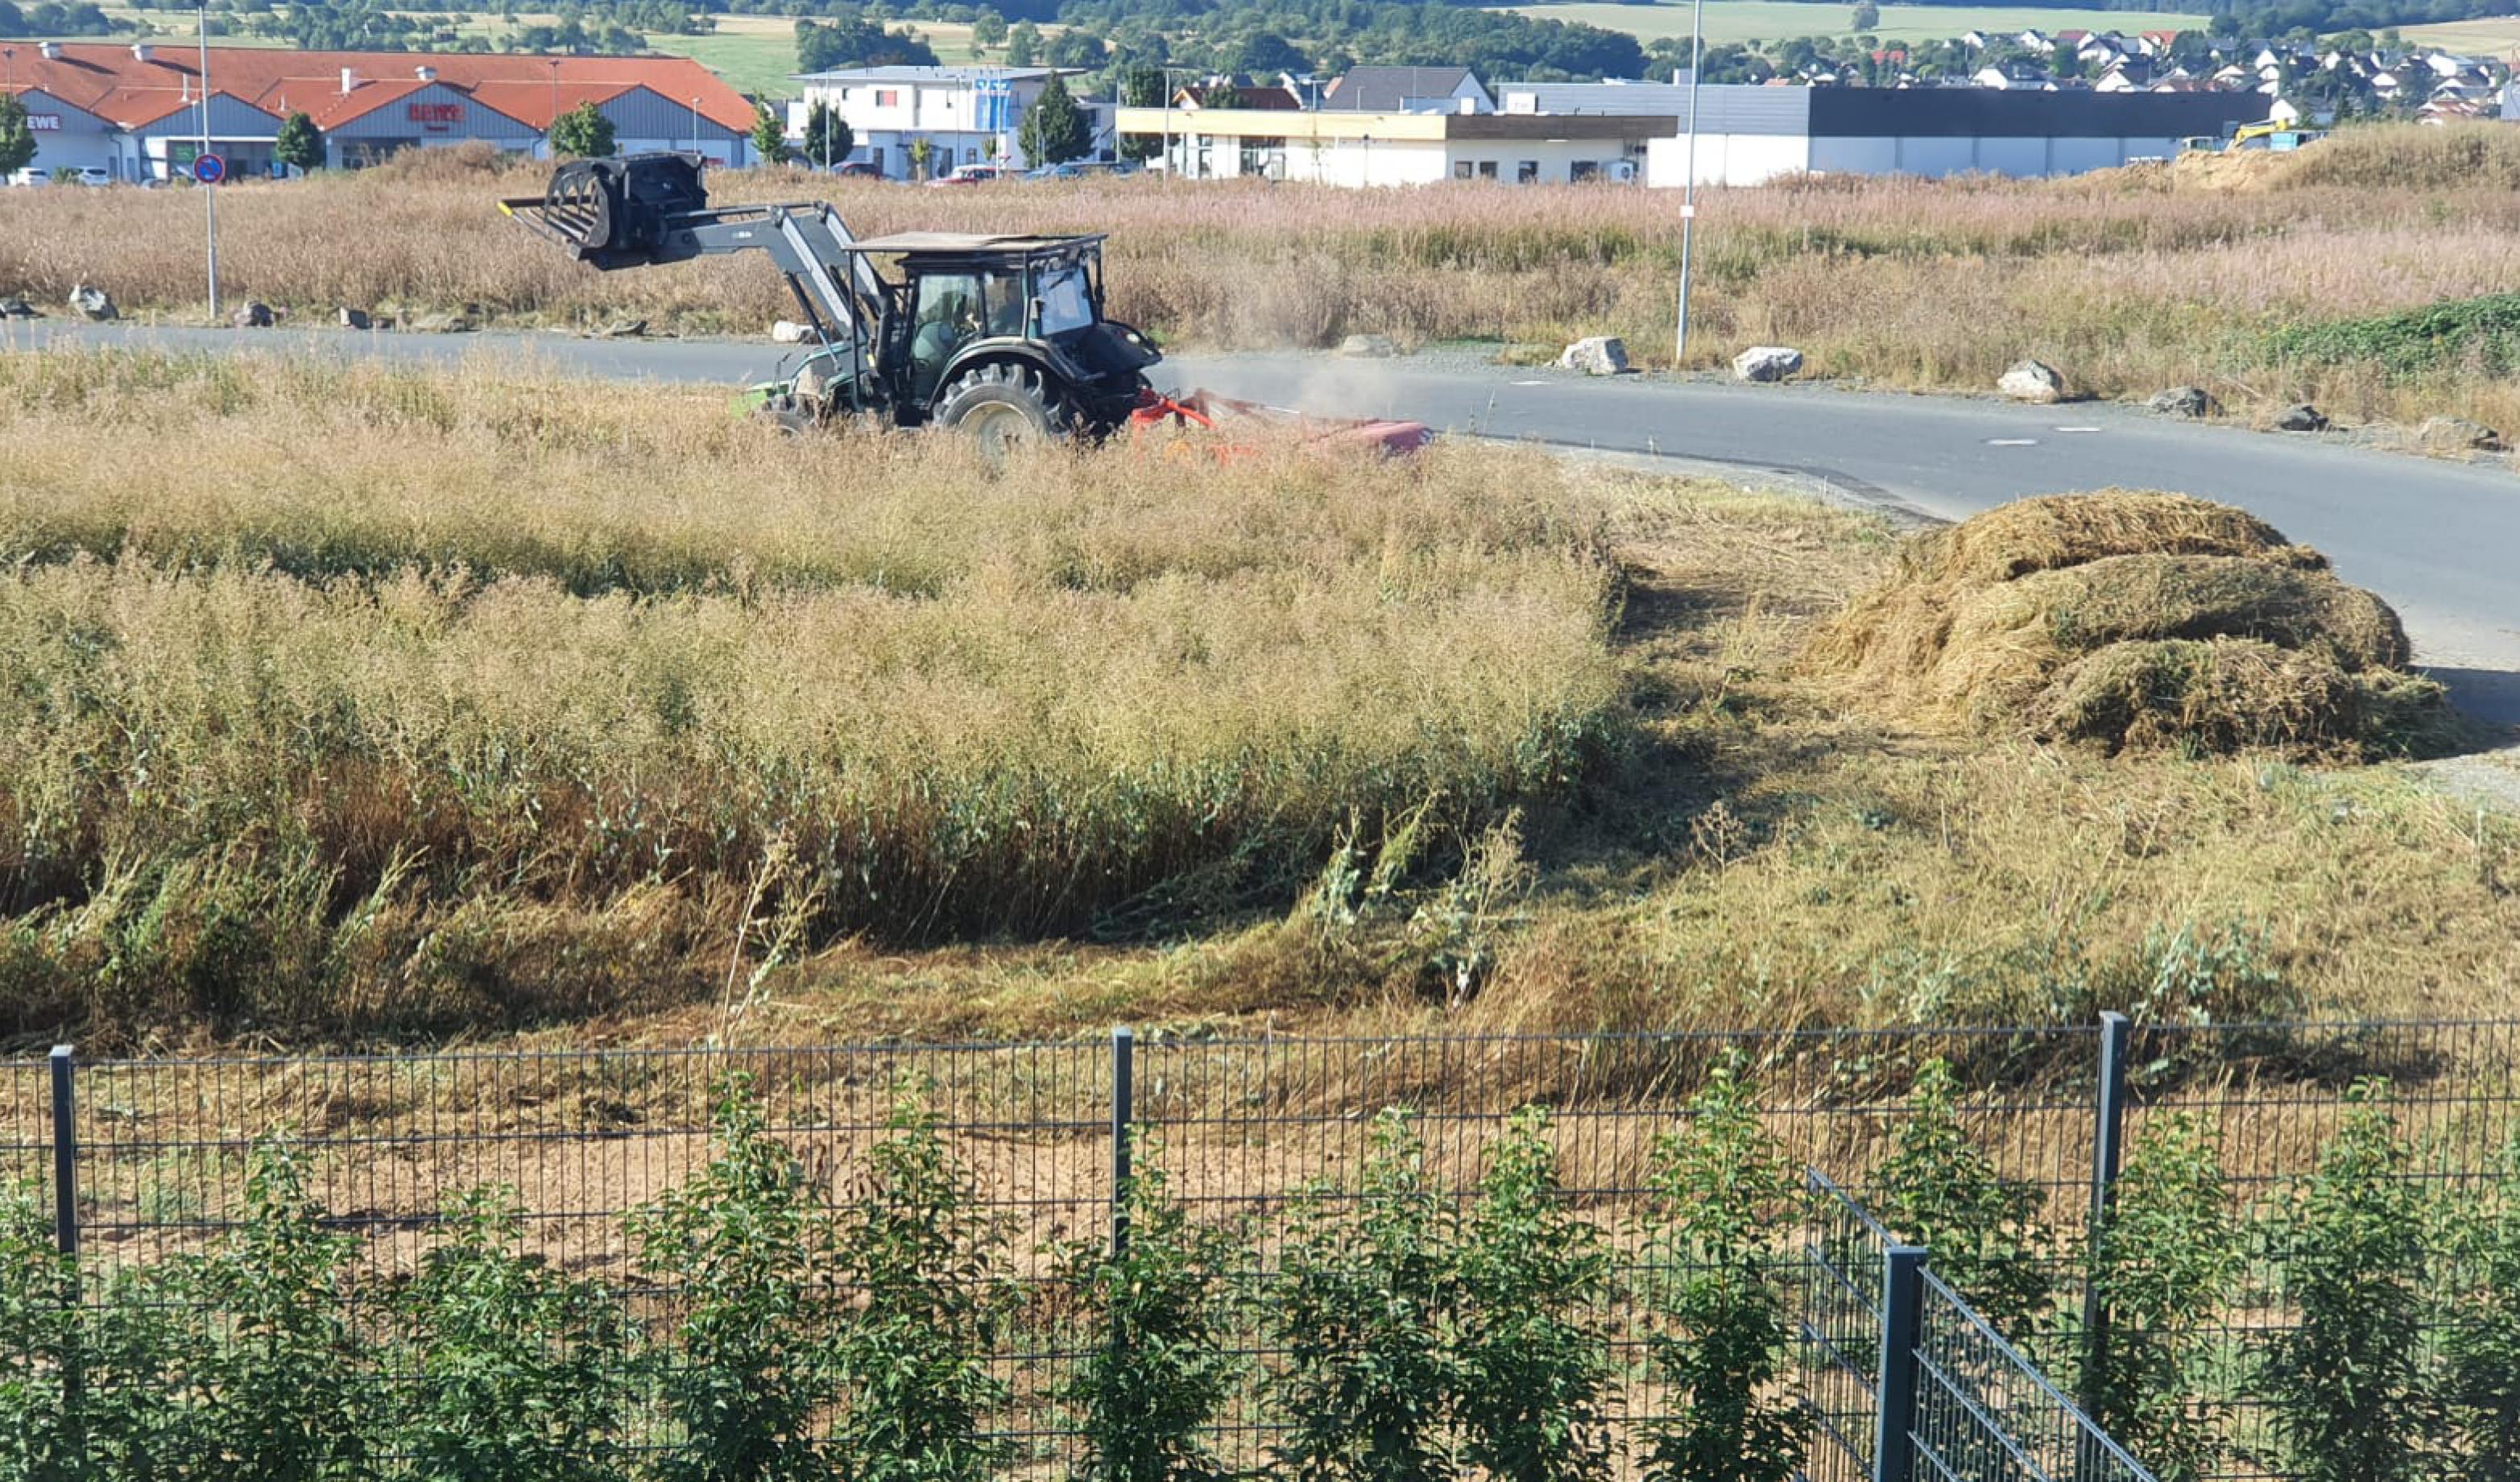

{"left": 0, "top": 41, "right": 758, "bottom": 181}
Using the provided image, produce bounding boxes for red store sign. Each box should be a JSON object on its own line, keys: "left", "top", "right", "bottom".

{"left": 408, "top": 101, "right": 464, "bottom": 130}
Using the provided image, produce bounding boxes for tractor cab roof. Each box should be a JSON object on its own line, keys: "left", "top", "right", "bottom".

{"left": 845, "top": 231, "right": 1108, "bottom": 259}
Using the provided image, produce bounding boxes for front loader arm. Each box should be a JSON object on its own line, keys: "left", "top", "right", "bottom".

{"left": 501, "top": 152, "right": 887, "bottom": 350}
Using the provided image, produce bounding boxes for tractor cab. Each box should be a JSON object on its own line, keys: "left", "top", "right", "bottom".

{"left": 846, "top": 232, "right": 1161, "bottom": 430}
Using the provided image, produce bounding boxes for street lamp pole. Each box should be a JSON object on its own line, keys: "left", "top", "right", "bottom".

{"left": 1674, "top": 0, "right": 1703, "bottom": 369}
{"left": 546, "top": 59, "right": 559, "bottom": 159}
{"left": 689, "top": 95, "right": 701, "bottom": 159}
{"left": 197, "top": 0, "right": 219, "bottom": 321}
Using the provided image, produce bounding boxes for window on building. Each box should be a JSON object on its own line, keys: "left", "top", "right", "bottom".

{"left": 1517, "top": 159, "right": 1539, "bottom": 183}
{"left": 1453, "top": 160, "right": 1474, "bottom": 180}
{"left": 1477, "top": 160, "right": 1498, "bottom": 180}
{"left": 875, "top": 89, "right": 899, "bottom": 107}
{"left": 1570, "top": 159, "right": 1600, "bottom": 182}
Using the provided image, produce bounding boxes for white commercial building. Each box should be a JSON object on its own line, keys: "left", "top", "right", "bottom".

{"left": 787, "top": 65, "right": 1108, "bottom": 178}
{"left": 1116, "top": 106, "right": 1657, "bottom": 185}
{"left": 1643, "top": 85, "right": 2274, "bottom": 185}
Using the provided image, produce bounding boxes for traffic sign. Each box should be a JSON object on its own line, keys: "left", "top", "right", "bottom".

{"left": 192, "top": 152, "right": 226, "bottom": 185}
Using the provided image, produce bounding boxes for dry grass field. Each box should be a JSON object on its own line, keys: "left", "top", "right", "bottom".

{"left": 0, "top": 347, "right": 2511, "bottom": 1054}
{"left": 8, "top": 128, "right": 2520, "bottom": 429}
{"left": 0, "top": 348, "right": 1622, "bottom": 1044}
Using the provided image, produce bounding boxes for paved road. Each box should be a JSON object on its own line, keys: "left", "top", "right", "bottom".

{"left": 12, "top": 319, "right": 2517, "bottom": 725}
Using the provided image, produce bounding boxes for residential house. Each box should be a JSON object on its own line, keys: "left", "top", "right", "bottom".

{"left": 1974, "top": 60, "right": 2056, "bottom": 89}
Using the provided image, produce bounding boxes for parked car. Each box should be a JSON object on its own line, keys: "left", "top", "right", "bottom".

{"left": 832, "top": 160, "right": 886, "bottom": 179}
{"left": 1023, "top": 159, "right": 1139, "bottom": 181}
{"left": 8, "top": 167, "right": 111, "bottom": 186}
{"left": 925, "top": 163, "right": 1013, "bottom": 187}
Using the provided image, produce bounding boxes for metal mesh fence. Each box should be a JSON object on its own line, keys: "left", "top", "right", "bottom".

{"left": 1802, "top": 1169, "right": 1895, "bottom": 1482}
{"left": 2121, "top": 1019, "right": 2520, "bottom": 1481}
{"left": 0, "top": 1018, "right": 2514, "bottom": 1481}
{"left": 1912, "top": 1270, "right": 2158, "bottom": 1482}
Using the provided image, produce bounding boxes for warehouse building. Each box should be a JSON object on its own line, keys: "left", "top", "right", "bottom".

{"left": 1115, "top": 105, "right": 1661, "bottom": 184}
{"left": 0, "top": 43, "right": 755, "bottom": 180}
{"left": 1641, "top": 85, "right": 2273, "bottom": 184}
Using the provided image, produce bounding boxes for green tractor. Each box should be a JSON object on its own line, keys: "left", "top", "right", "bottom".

{"left": 503, "top": 152, "right": 1165, "bottom": 453}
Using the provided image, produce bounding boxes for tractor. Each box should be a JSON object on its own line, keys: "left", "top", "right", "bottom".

{"left": 501, "top": 151, "right": 1165, "bottom": 453}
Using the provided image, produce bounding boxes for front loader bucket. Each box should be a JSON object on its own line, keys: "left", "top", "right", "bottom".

{"left": 499, "top": 152, "right": 709, "bottom": 271}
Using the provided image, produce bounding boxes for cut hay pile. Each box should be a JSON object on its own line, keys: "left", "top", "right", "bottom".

{"left": 1809, "top": 491, "right": 2447, "bottom": 756}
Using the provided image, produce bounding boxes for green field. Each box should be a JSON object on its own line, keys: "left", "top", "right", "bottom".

{"left": 638, "top": 15, "right": 1016, "bottom": 97}
{"left": 2387, "top": 15, "right": 2520, "bottom": 49}
{"left": 1500, "top": 0, "right": 2209, "bottom": 45}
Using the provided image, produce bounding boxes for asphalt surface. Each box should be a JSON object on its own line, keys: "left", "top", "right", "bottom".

{"left": 11, "top": 318, "right": 2517, "bottom": 726}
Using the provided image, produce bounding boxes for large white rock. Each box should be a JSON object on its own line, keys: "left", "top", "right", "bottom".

{"left": 1559, "top": 335, "right": 1630, "bottom": 376}
{"left": 1998, "top": 359, "right": 2067, "bottom": 403}
{"left": 1732, "top": 346, "right": 1804, "bottom": 383}
{"left": 1338, "top": 333, "right": 1398, "bottom": 359}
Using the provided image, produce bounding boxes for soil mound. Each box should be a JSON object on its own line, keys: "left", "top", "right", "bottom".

{"left": 1811, "top": 492, "right": 2445, "bottom": 756}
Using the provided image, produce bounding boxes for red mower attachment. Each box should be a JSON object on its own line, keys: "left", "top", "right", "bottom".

{"left": 1130, "top": 389, "right": 1433, "bottom": 460}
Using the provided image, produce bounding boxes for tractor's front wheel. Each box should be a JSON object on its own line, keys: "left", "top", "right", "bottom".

{"left": 933, "top": 362, "right": 1071, "bottom": 460}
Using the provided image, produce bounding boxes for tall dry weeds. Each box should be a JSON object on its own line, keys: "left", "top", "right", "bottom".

{"left": 0, "top": 348, "right": 1624, "bottom": 1043}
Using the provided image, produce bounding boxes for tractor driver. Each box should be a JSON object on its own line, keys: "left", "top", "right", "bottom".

{"left": 908, "top": 275, "right": 983, "bottom": 398}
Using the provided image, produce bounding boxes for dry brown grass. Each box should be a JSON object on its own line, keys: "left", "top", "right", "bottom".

{"left": 10, "top": 127, "right": 2520, "bottom": 424}
{"left": 0, "top": 347, "right": 1623, "bottom": 1045}
{"left": 1, "top": 350, "right": 2511, "bottom": 1057}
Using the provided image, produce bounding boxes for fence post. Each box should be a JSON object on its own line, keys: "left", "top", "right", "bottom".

{"left": 1110, "top": 1025, "right": 1134, "bottom": 1261}
{"left": 49, "top": 1045, "right": 77, "bottom": 1262}
{"left": 1875, "top": 1244, "right": 1925, "bottom": 1482}
{"left": 2081, "top": 1011, "right": 2131, "bottom": 1419}
{"left": 49, "top": 1044, "right": 83, "bottom": 1441}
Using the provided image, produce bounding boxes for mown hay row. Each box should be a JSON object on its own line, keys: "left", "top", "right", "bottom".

{"left": 1808, "top": 491, "right": 2445, "bottom": 758}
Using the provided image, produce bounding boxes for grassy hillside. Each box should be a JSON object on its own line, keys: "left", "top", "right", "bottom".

{"left": 1495, "top": 1, "right": 2209, "bottom": 46}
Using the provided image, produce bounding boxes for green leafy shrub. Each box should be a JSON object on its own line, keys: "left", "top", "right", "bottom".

{"left": 185, "top": 1136, "right": 379, "bottom": 1482}
{"left": 630, "top": 1078, "right": 840, "bottom": 1482}
{"left": 2270, "top": 294, "right": 2520, "bottom": 381}
{"left": 1271, "top": 1108, "right": 1459, "bottom": 1482}
{"left": 1636, "top": 1063, "right": 1804, "bottom": 1482}
{"left": 2262, "top": 1080, "right": 2442, "bottom": 1482}
{"left": 1454, "top": 1107, "right": 1614, "bottom": 1482}
{"left": 77, "top": 1264, "right": 208, "bottom": 1481}
{"left": 2083, "top": 1112, "right": 2240, "bottom": 1482}
{"left": 830, "top": 1083, "right": 1012, "bottom": 1482}
{"left": 1873, "top": 1059, "right": 2054, "bottom": 1345}
{"left": 0, "top": 1180, "right": 77, "bottom": 1482}
{"left": 391, "top": 1185, "right": 631, "bottom": 1482}
{"left": 1060, "top": 1139, "right": 1240, "bottom": 1482}
{"left": 2446, "top": 1143, "right": 2520, "bottom": 1480}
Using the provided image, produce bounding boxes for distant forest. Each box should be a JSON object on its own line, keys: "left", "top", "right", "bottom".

{"left": 5, "top": 0, "right": 2498, "bottom": 87}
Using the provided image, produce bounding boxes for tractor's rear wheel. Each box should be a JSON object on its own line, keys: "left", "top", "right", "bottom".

{"left": 933, "top": 362, "right": 1071, "bottom": 460}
